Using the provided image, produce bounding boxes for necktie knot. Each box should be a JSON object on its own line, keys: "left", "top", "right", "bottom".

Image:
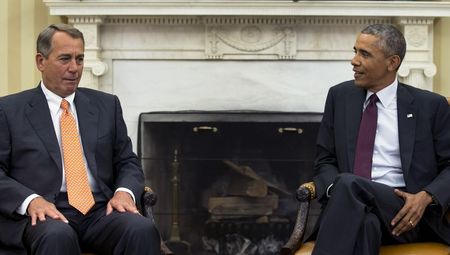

{"left": 60, "top": 99, "right": 70, "bottom": 112}
{"left": 368, "top": 94, "right": 378, "bottom": 106}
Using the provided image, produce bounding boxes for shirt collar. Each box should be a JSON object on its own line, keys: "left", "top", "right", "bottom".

{"left": 40, "top": 82, "right": 76, "bottom": 113}
{"left": 366, "top": 78, "right": 398, "bottom": 108}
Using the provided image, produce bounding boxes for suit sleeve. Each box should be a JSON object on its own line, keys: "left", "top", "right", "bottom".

{"left": 313, "top": 87, "right": 340, "bottom": 201}
{"left": 0, "top": 104, "right": 35, "bottom": 216}
{"left": 111, "top": 96, "right": 145, "bottom": 202}
{"left": 423, "top": 96, "right": 450, "bottom": 214}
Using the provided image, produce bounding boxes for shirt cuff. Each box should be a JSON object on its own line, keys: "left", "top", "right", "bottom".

{"left": 16, "top": 194, "right": 41, "bottom": 215}
{"left": 326, "top": 184, "right": 334, "bottom": 198}
{"left": 115, "top": 187, "right": 136, "bottom": 203}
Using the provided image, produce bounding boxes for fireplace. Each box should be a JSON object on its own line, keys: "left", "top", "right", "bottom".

{"left": 138, "top": 111, "right": 322, "bottom": 255}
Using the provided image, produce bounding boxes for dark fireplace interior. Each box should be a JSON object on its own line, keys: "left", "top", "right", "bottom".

{"left": 138, "top": 111, "right": 322, "bottom": 255}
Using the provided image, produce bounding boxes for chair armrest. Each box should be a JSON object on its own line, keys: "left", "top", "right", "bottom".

{"left": 140, "top": 187, "right": 174, "bottom": 255}
{"left": 297, "top": 182, "right": 316, "bottom": 202}
{"left": 141, "top": 186, "right": 158, "bottom": 218}
{"left": 280, "top": 182, "right": 316, "bottom": 255}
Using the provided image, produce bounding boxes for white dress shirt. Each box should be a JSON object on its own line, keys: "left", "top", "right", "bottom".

{"left": 365, "top": 79, "right": 405, "bottom": 187}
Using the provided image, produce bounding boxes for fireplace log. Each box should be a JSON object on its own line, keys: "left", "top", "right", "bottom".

{"left": 223, "top": 160, "right": 291, "bottom": 196}
{"left": 208, "top": 194, "right": 278, "bottom": 220}
{"left": 228, "top": 176, "right": 268, "bottom": 198}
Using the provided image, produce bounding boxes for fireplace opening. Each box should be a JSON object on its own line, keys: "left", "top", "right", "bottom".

{"left": 138, "top": 111, "right": 322, "bottom": 255}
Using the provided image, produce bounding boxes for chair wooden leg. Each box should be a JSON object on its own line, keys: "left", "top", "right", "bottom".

{"left": 161, "top": 239, "right": 174, "bottom": 255}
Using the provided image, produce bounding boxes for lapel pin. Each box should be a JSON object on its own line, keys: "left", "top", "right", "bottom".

{"left": 407, "top": 113, "right": 413, "bottom": 118}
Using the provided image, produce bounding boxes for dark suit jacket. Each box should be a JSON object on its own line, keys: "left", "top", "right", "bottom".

{"left": 313, "top": 80, "right": 450, "bottom": 244}
{"left": 0, "top": 85, "right": 144, "bottom": 252}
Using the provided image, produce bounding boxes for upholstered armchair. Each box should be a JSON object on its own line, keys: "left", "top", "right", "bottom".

{"left": 280, "top": 182, "right": 449, "bottom": 255}
{"left": 82, "top": 187, "right": 173, "bottom": 255}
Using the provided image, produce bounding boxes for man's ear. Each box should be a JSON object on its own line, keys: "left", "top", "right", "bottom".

{"left": 387, "top": 55, "right": 401, "bottom": 72}
{"left": 35, "top": 53, "right": 45, "bottom": 71}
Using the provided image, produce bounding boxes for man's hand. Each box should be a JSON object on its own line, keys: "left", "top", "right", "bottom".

{"left": 106, "top": 191, "right": 139, "bottom": 216}
{"left": 27, "top": 197, "right": 68, "bottom": 226}
{"left": 391, "top": 189, "right": 433, "bottom": 236}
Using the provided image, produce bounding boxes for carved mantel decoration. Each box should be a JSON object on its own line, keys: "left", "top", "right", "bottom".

{"left": 204, "top": 17, "right": 298, "bottom": 59}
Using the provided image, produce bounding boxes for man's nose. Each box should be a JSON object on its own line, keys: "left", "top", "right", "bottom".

{"left": 68, "top": 59, "right": 78, "bottom": 72}
{"left": 351, "top": 55, "right": 359, "bottom": 66}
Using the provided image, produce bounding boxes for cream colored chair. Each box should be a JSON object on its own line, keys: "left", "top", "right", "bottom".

{"left": 280, "top": 182, "right": 449, "bottom": 255}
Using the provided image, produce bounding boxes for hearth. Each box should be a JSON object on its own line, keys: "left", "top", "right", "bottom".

{"left": 138, "top": 111, "right": 322, "bottom": 255}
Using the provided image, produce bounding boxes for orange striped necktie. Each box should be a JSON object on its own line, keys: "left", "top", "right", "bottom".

{"left": 60, "top": 99, "right": 95, "bottom": 215}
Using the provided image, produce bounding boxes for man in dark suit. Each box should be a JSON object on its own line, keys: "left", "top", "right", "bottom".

{"left": 0, "top": 24, "right": 160, "bottom": 254}
{"left": 311, "top": 24, "right": 450, "bottom": 255}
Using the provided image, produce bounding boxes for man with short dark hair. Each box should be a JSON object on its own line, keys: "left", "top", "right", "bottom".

{"left": 0, "top": 24, "right": 160, "bottom": 255}
{"left": 311, "top": 24, "right": 450, "bottom": 255}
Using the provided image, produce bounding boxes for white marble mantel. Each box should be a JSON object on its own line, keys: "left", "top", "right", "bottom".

{"left": 45, "top": 1, "right": 450, "bottom": 17}
{"left": 44, "top": 0, "right": 450, "bottom": 147}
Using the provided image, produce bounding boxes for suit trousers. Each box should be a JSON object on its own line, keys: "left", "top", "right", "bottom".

{"left": 22, "top": 193, "right": 160, "bottom": 255}
{"left": 311, "top": 173, "right": 440, "bottom": 255}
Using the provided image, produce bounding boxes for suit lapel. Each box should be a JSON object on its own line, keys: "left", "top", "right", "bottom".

{"left": 25, "top": 87, "right": 62, "bottom": 171}
{"left": 397, "top": 84, "right": 416, "bottom": 179}
{"left": 346, "top": 85, "right": 366, "bottom": 172}
{"left": 74, "top": 90, "right": 99, "bottom": 176}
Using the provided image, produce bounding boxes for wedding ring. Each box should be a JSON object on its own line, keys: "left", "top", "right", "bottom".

{"left": 409, "top": 220, "right": 414, "bottom": 227}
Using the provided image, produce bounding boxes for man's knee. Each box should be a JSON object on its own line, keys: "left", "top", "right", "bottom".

{"left": 333, "top": 173, "right": 359, "bottom": 190}
{"left": 123, "top": 214, "right": 159, "bottom": 239}
{"left": 25, "top": 219, "right": 79, "bottom": 254}
{"left": 27, "top": 218, "right": 77, "bottom": 241}
{"left": 115, "top": 213, "right": 161, "bottom": 254}
{"left": 330, "top": 173, "right": 376, "bottom": 202}
{"left": 334, "top": 173, "right": 373, "bottom": 190}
